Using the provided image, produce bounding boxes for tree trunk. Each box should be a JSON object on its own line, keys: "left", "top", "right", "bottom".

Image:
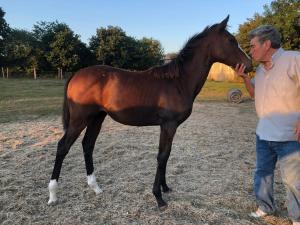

{"left": 58, "top": 68, "right": 63, "bottom": 80}
{"left": 33, "top": 67, "right": 37, "bottom": 80}
{"left": 6, "top": 67, "right": 8, "bottom": 78}
{"left": 60, "top": 68, "right": 63, "bottom": 80}
{"left": 1, "top": 67, "right": 4, "bottom": 78}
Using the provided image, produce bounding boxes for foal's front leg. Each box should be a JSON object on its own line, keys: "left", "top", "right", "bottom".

{"left": 153, "top": 123, "right": 177, "bottom": 209}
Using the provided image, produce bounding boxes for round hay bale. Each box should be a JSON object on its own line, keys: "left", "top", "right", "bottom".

{"left": 227, "top": 88, "right": 242, "bottom": 104}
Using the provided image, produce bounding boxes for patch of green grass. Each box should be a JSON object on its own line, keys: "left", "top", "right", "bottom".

{"left": 197, "top": 80, "right": 251, "bottom": 102}
{"left": 0, "top": 78, "right": 65, "bottom": 123}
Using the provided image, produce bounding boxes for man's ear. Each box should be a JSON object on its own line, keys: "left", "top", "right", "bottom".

{"left": 264, "top": 40, "right": 272, "bottom": 49}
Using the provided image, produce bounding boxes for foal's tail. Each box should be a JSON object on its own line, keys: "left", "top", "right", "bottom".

{"left": 62, "top": 74, "right": 74, "bottom": 131}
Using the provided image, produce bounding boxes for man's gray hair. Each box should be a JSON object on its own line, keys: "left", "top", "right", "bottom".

{"left": 248, "top": 25, "right": 281, "bottom": 48}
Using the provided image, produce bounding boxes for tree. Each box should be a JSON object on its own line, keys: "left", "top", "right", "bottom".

{"left": 236, "top": 13, "right": 264, "bottom": 54}
{"left": 0, "top": 7, "right": 10, "bottom": 77}
{"left": 47, "top": 28, "right": 80, "bottom": 78}
{"left": 0, "top": 7, "right": 10, "bottom": 52}
{"left": 89, "top": 26, "right": 164, "bottom": 70}
{"left": 263, "top": 0, "right": 300, "bottom": 50}
{"left": 90, "top": 26, "right": 130, "bottom": 67}
{"left": 33, "top": 21, "right": 91, "bottom": 77}
{"left": 73, "top": 42, "right": 96, "bottom": 71}
{"left": 32, "top": 21, "right": 71, "bottom": 72}
{"left": 236, "top": 0, "right": 300, "bottom": 52}
{"left": 134, "top": 37, "right": 164, "bottom": 70}
{"left": 3, "top": 29, "right": 40, "bottom": 78}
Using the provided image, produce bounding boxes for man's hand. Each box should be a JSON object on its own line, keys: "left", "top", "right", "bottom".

{"left": 235, "top": 63, "right": 255, "bottom": 98}
{"left": 235, "top": 64, "right": 248, "bottom": 79}
{"left": 295, "top": 121, "right": 300, "bottom": 142}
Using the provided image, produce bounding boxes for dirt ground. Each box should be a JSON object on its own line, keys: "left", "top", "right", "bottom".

{"left": 0, "top": 101, "right": 292, "bottom": 225}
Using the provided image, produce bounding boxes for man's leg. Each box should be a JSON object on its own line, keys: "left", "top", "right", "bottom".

{"left": 253, "top": 135, "right": 277, "bottom": 214}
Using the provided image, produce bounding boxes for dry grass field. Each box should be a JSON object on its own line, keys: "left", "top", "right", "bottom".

{"left": 0, "top": 100, "right": 293, "bottom": 225}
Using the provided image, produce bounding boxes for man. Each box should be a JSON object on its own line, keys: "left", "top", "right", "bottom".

{"left": 235, "top": 25, "right": 300, "bottom": 225}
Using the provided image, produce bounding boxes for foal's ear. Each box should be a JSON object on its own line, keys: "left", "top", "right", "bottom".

{"left": 217, "top": 15, "right": 230, "bottom": 31}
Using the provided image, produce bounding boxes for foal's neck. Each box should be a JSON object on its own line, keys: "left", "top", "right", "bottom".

{"left": 180, "top": 50, "right": 213, "bottom": 100}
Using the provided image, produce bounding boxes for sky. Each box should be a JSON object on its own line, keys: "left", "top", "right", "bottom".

{"left": 1, "top": 0, "right": 273, "bottom": 53}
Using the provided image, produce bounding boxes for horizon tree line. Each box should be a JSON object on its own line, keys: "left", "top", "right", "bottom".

{"left": 0, "top": 0, "right": 299, "bottom": 79}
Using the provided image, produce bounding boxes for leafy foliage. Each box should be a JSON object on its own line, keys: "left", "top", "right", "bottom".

{"left": 236, "top": 0, "right": 300, "bottom": 53}
{"left": 3, "top": 29, "right": 40, "bottom": 73}
{"left": 0, "top": 7, "right": 11, "bottom": 66}
{"left": 263, "top": 0, "right": 300, "bottom": 50}
{"left": 2, "top": 20, "right": 164, "bottom": 75}
{"left": 90, "top": 26, "right": 130, "bottom": 67}
{"left": 47, "top": 27, "right": 79, "bottom": 70}
{"left": 236, "top": 14, "right": 264, "bottom": 54}
{"left": 32, "top": 21, "right": 91, "bottom": 72}
{"left": 89, "top": 26, "right": 163, "bottom": 70}
{"left": 136, "top": 38, "right": 164, "bottom": 70}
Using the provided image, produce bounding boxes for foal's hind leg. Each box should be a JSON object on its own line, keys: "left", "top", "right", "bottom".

{"left": 82, "top": 112, "right": 107, "bottom": 195}
{"left": 48, "top": 119, "right": 86, "bottom": 205}
{"left": 153, "top": 122, "right": 177, "bottom": 209}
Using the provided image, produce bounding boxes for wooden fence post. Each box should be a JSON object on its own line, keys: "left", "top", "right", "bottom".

{"left": 33, "top": 67, "right": 37, "bottom": 80}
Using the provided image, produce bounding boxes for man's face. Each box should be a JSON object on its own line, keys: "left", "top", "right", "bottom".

{"left": 249, "top": 36, "right": 269, "bottom": 62}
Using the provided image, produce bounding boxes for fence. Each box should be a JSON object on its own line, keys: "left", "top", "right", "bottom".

{"left": 1, "top": 68, "right": 74, "bottom": 80}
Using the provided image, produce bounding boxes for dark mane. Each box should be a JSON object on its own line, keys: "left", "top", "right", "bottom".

{"left": 148, "top": 24, "right": 221, "bottom": 79}
{"left": 147, "top": 59, "right": 181, "bottom": 79}
{"left": 177, "top": 26, "right": 210, "bottom": 63}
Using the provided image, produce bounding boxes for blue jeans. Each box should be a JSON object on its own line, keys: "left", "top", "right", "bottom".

{"left": 254, "top": 135, "right": 300, "bottom": 222}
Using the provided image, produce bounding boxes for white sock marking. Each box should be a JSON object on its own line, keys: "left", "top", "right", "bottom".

{"left": 48, "top": 179, "right": 58, "bottom": 205}
{"left": 87, "top": 173, "right": 103, "bottom": 194}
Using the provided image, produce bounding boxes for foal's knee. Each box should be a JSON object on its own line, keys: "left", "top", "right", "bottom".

{"left": 56, "top": 138, "right": 69, "bottom": 156}
{"left": 56, "top": 147, "right": 69, "bottom": 158}
{"left": 157, "top": 153, "right": 169, "bottom": 166}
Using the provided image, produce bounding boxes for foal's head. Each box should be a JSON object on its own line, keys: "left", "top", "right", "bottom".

{"left": 206, "top": 16, "right": 252, "bottom": 72}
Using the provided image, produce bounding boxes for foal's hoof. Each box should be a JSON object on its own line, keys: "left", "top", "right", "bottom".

{"left": 159, "top": 204, "right": 168, "bottom": 211}
{"left": 158, "top": 201, "right": 168, "bottom": 211}
{"left": 47, "top": 199, "right": 58, "bottom": 206}
{"left": 162, "top": 186, "right": 172, "bottom": 193}
{"left": 93, "top": 186, "right": 103, "bottom": 195}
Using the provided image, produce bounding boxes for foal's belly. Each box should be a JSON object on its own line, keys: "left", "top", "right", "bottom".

{"left": 107, "top": 106, "right": 192, "bottom": 126}
{"left": 106, "top": 106, "right": 187, "bottom": 126}
{"left": 107, "top": 106, "right": 162, "bottom": 126}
